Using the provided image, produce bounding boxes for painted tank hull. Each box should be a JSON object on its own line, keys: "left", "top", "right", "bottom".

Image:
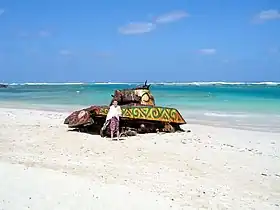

{"left": 64, "top": 105, "right": 186, "bottom": 135}
{"left": 65, "top": 105, "right": 186, "bottom": 127}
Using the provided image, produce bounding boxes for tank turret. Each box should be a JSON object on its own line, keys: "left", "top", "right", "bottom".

{"left": 110, "top": 81, "right": 155, "bottom": 106}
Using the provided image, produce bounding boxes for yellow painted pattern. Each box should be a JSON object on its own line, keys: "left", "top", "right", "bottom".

{"left": 97, "top": 106, "right": 186, "bottom": 124}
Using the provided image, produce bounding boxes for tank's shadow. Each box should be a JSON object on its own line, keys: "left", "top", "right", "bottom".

{"left": 68, "top": 128, "right": 127, "bottom": 141}
{"left": 67, "top": 128, "right": 100, "bottom": 135}
{"left": 67, "top": 127, "right": 139, "bottom": 138}
{"left": 109, "top": 138, "right": 126, "bottom": 141}
{"left": 67, "top": 126, "right": 185, "bottom": 138}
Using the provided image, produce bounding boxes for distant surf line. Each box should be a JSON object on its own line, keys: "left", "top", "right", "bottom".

{"left": 7, "top": 81, "right": 280, "bottom": 86}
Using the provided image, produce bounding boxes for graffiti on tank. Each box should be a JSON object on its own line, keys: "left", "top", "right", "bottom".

{"left": 97, "top": 106, "right": 185, "bottom": 124}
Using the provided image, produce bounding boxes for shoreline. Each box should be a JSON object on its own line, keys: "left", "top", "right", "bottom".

{"left": 1, "top": 104, "right": 280, "bottom": 133}
{"left": 0, "top": 107, "right": 280, "bottom": 209}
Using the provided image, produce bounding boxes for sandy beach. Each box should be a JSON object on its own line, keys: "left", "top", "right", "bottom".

{"left": 0, "top": 107, "right": 279, "bottom": 209}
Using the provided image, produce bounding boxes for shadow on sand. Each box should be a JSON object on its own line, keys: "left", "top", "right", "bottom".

{"left": 67, "top": 128, "right": 130, "bottom": 141}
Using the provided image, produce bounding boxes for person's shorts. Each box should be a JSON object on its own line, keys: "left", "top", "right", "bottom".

{"left": 110, "top": 117, "right": 119, "bottom": 132}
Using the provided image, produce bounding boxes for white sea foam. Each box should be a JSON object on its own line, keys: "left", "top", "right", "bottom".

{"left": 151, "top": 82, "right": 280, "bottom": 86}
{"left": 6, "top": 82, "right": 86, "bottom": 86}
{"left": 94, "top": 82, "right": 135, "bottom": 85}
{"left": 203, "top": 112, "right": 280, "bottom": 119}
{"left": 8, "top": 82, "right": 136, "bottom": 86}
{"left": 204, "top": 112, "right": 249, "bottom": 118}
{"left": 22, "top": 82, "right": 86, "bottom": 85}
{"left": 6, "top": 81, "right": 280, "bottom": 86}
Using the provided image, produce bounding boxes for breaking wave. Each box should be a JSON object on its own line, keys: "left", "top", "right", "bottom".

{"left": 7, "top": 81, "right": 280, "bottom": 86}
{"left": 152, "top": 82, "right": 280, "bottom": 86}
{"left": 204, "top": 112, "right": 249, "bottom": 118}
{"left": 9, "top": 82, "right": 86, "bottom": 86}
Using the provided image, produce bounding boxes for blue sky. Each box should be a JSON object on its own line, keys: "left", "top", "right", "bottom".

{"left": 0, "top": 0, "right": 280, "bottom": 83}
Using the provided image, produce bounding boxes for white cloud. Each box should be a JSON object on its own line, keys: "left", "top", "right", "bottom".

{"left": 118, "top": 10, "right": 188, "bottom": 35}
{"left": 0, "top": 9, "right": 4, "bottom": 16}
{"left": 254, "top": 9, "right": 280, "bottom": 22}
{"left": 198, "top": 48, "right": 217, "bottom": 55}
{"left": 39, "top": 30, "right": 51, "bottom": 37}
{"left": 155, "top": 10, "right": 189, "bottom": 24}
{"left": 59, "top": 50, "right": 72, "bottom": 56}
{"left": 118, "top": 22, "right": 155, "bottom": 35}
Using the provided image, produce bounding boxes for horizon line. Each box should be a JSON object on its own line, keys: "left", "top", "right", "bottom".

{"left": 4, "top": 81, "right": 280, "bottom": 86}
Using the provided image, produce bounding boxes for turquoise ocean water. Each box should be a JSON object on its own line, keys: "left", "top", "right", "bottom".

{"left": 0, "top": 82, "right": 280, "bottom": 132}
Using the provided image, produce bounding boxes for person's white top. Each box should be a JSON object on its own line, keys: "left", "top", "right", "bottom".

{"left": 106, "top": 105, "right": 122, "bottom": 121}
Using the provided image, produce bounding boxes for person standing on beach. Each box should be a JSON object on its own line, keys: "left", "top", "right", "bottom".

{"left": 105, "top": 100, "right": 122, "bottom": 140}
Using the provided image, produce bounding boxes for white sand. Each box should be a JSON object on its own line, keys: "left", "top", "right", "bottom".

{"left": 0, "top": 162, "right": 180, "bottom": 210}
{"left": 0, "top": 107, "right": 279, "bottom": 209}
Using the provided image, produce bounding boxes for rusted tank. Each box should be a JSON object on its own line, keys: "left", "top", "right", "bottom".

{"left": 64, "top": 81, "right": 186, "bottom": 136}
